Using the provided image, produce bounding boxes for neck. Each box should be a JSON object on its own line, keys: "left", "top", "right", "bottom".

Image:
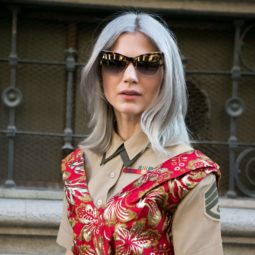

{"left": 115, "top": 113, "right": 141, "bottom": 141}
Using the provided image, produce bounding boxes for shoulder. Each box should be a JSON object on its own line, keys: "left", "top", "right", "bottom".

{"left": 153, "top": 145, "right": 221, "bottom": 195}
{"left": 164, "top": 143, "right": 193, "bottom": 157}
{"left": 61, "top": 146, "right": 102, "bottom": 169}
{"left": 172, "top": 173, "right": 223, "bottom": 254}
{"left": 61, "top": 148, "right": 86, "bottom": 183}
{"left": 61, "top": 148, "right": 83, "bottom": 172}
{"left": 173, "top": 174, "right": 219, "bottom": 218}
{"left": 161, "top": 146, "right": 220, "bottom": 176}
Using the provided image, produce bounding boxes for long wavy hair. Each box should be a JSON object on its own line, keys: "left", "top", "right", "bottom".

{"left": 80, "top": 11, "right": 190, "bottom": 154}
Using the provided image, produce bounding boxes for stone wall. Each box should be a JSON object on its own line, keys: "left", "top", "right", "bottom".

{"left": 0, "top": 188, "right": 254, "bottom": 255}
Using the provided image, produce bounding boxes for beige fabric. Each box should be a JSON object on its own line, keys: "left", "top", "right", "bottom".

{"left": 172, "top": 174, "right": 223, "bottom": 255}
{"left": 84, "top": 130, "right": 191, "bottom": 206}
{"left": 56, "top": 130, "right": 223, "bottom": 254}
{"left": 57, "top": 196, "right": 73, "bottom": 249}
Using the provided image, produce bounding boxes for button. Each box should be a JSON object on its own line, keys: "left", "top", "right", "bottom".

{"left": 97, "top": 199, "right": 103, "bottom": 206}
{"left": 109, "top": 172, "right": 115, "bottom": 178}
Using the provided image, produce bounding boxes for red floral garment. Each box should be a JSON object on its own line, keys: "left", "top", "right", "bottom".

{"left": 62, "top": 149, "right": 220, "bottom": 255}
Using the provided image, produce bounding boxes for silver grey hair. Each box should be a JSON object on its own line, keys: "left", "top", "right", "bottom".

{"left": 80, "top": 11, "right": 190, "bottom": 154}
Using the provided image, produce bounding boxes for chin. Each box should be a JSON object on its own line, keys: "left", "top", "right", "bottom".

{"left": 117, "top": 107, "right": 144, "bottom": 116}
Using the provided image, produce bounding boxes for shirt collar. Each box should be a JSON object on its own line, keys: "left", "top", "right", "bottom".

{"left": 106, "top": 129, "right": 150, "bottom": 162}
{"left": 124, "top": 129, "right": 149, "bottom": 160}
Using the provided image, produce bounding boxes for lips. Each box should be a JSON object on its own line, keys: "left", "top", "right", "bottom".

{"left": 119, "top": 90, "right": 142, "bottom": 96}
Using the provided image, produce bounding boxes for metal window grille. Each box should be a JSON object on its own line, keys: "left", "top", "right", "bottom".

{"left": 0, "top": 6, "right": 254, "bottom": 197}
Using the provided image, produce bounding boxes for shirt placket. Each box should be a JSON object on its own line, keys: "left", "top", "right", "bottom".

{"left": 88, "top": 155, "right": 124, "bottom": 207}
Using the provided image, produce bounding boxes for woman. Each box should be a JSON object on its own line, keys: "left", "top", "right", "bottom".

{"left": 57, "top": 12, "right": 223, "bottom": 255}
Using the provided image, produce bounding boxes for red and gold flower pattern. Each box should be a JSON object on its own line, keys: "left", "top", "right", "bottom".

{"left": 62, "top": 149, "right": 220, "bottom": 255}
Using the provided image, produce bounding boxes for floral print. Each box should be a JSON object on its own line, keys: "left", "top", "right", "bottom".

{"left": 62, "top": 149, "right": 220, "bottom": 255}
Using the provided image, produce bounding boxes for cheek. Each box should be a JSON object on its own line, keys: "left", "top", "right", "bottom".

{"left": 151, "top": 72, "right": 164, "bottom": 95}
{"left": 102, "top": 74, "right": 111, "bottom": 97}
{"left": 102, "top": 74, "right": 118, "bottom": 103}
{"left": 155, "top": 70, "right": 164, "bottom": 94}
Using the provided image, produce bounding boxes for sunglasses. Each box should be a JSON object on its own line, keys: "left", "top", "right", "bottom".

{"left": 99, "top": 51, "right": 164, "bottom": 75}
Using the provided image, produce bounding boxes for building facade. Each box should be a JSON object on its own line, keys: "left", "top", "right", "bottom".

{"left": 0, "top": 0, "right": 255, "bottom": 254}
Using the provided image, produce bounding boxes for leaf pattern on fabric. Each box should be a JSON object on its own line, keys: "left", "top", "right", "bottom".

{"left": 137, "top": 186, "right": 168, "bottom": 227}
{"left": 115, "top": 221, "right": 156, "bottom": 255}
{"left": 76, "top": 204, "right": 102, "bottom": 242}
{"left": 62, "top": 149, "right": 220, "bottom": 255}
{"left": 104, "top": 192, "right": 136, "bottom": 224}
{"left": 79, "top": 244, "right": 96, "bottom": 255}
{"left": 65, "top": 180, "right": 90, "bottom": 205}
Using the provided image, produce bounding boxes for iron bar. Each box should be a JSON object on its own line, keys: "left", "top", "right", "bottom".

{"left": 186, "top": 70, "right": 255, "bottom": 76}
{"left": 2, "top": 56, "right": 255, "bottom": 76}
{"left": 226, "top": 20, "right": 244, "bottom": 198}
{"left": 186, "top": 70, "right": 231, "bottom": 76}
{"left": 239, "top": 23, "right": 255, "bottom": 72}
{"left": 62, "top": 23, "right": 78, "bottom": 153}
{"left": 2, "top": 58, "right": 255, "bottom": 76}
{"left": 0, "top": 58, "right": 84, "bottom": 67}
{"left": 2, "top": 128, "right": 255, "bottom": 147}
{"left": 4, "top": 7, "right": 19, "bottom": 188}
{"left": 235, "top": 148, "right": 255, "bottom": 198}
{"left": 62, "top": 48, "right": 77, "bottom": 152}
{"left": 232, "top": 21, "right": 255, "bottom": 197}
{"left": 1, "top": 130, "right": 86, "bottom": 138}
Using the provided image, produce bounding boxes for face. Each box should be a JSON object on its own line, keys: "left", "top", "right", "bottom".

{"left": 101, "top": 32, "right": 164, "bottom": 120}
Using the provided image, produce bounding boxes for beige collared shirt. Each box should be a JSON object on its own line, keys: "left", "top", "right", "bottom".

{"left": 57, "top": 130, "right": 223, "bottom": 255}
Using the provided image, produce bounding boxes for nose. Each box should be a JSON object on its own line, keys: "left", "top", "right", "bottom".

{"left": 123, "top": 63, "right": 138, "bottom": 84}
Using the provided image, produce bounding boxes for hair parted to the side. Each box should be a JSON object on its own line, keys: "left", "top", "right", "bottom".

{"left": 80, "top": 11, "right": 190, "bottom": 155}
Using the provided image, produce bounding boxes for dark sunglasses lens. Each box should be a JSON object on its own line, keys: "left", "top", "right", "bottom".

{"left": 101, "top": 59, "right": 126, "bottom": 73}
{"left": 136, "top": 61, "right": 160, "bottom": 75}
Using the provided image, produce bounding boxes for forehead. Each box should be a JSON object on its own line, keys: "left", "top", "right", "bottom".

{"left": 111, "top": 32, "right": 158, "bottom": 57}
